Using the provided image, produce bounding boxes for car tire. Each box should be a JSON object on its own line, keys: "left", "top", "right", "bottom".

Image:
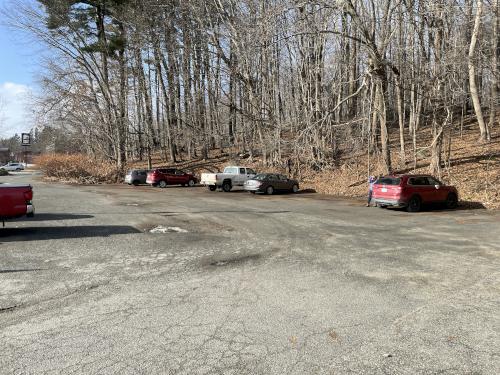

{"left": 446, "top": 193, "right": 458, "bottom": 209}
{"left": 378, "top": 205, "right": 387, "bottom": 209}
{"left": 250, "top": 191, "right": 256, "bottom": 194}
{"left": 222, "top": 181, "right": 232, "bottom": 192}
{"left": 16, "top": 168, "right": 21, "bottom": 171}
{"left": 159, "top": 180, "right": 168, "bottom": 188}
{"left": 291, "top": 184, "right": 299, "bottom": 193}
{"left": 132, "top": 180, "right": 139, "bottom": 186}
{"left": 266, "top": 186, "right": 274, "bottom": 195}
{"left": 208, "top": 185, "right": 217, "bottom": 191}
{"left": 407, "top": 196, "right": 421, "bottom": 213}
{"left": 188, "top": 179, "right": 195, "bottom": 187}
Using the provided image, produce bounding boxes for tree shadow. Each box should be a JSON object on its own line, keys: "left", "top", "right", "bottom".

{"left": 23, "top": 213, "right": 94, "bottom": 221}
{"left": 0, "top": 225, "right": 141, "bottom": 242}
{"left": 160, "top": 210, "right": 291, "bottom": 217}
{"left": 447, "top": 153, "right": 500, "bottom": 168}
{"left": 0, "top": 269, "right": 45, "bottom": 274}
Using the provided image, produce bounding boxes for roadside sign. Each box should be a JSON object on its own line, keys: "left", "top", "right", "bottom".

{"left": 21, "top": 133, "right": 31, "bottom": 146}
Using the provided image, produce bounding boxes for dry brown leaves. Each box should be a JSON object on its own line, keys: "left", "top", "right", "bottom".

{"left": 35, "top": 154, "right": 122, "bottom": 184}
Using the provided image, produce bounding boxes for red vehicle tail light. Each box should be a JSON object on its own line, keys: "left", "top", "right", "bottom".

{"left": 24, "top": 189, "right": 33, "bottom": 202}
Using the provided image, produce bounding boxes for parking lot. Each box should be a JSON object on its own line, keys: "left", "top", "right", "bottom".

{"left": 1, "top": 172, "right": 499, "bottom": 374}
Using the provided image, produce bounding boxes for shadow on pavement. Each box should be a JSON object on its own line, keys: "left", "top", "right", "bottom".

{"left": 456, "top": 201, "right": 487, "bottom": 210}
{"left": 0, "top": 269, "right": 45, "bottom": 273}
{"left": 380, "top": 200, "right": 487, "bottom": 214}
{"left": 24, "top": 213, "right": 94, "bottom": 221}
{"left": 295, "top": 189, "right": 317, "bottom": 194}
{"left": 0, "top": 225, "right": 141, "bottom": 242}
{"left": 417, "top": 201, "right": 487, "bottom": 213}
{"left": 161, "top": 210, "right": 291, "bottom": 216}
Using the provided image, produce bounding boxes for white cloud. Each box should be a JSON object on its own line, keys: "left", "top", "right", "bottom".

{"left": 0, "top": 82, "right": 32, "bottom": 138}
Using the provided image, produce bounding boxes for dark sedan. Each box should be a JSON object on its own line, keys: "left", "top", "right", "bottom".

{"left": 244, "top": 173, "right": 299, "bottom": 195}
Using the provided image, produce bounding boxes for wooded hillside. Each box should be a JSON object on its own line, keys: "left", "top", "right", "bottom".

{"left": 5, "top": 0, "right": 499, "bottom": 178}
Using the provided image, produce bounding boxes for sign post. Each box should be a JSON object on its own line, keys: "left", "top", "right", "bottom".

{"left": 21, "top": 133, "right": 31, "bottom": 168}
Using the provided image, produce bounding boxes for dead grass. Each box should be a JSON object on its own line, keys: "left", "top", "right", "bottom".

{"left": 35, "top": 154, "right": 122, "bottom": 184}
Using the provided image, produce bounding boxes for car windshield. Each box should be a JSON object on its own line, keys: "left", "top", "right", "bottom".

{"left": 375, "top": 177, "right": 401, "bottom": 185}
{"left": 253, "top": 174, "right": 268, "bottom": 181}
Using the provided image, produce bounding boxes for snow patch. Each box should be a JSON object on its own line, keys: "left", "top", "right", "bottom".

{"left": 149, "top": 225, "right": 188, "bottom": 234}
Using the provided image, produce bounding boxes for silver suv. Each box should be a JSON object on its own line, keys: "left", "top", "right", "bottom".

{"left": 125, "top": 169, "right": 148, "bottom": 186}
{"left": 0, "top": 163, "right": 25, "bottom": 172}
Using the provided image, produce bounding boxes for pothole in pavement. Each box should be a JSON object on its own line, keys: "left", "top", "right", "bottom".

{"left": 148, "top": 225, "right": 188, "bottom": 234}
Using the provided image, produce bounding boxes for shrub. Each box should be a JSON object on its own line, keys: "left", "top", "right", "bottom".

{"left": 34, "top": 154, "right": 122, "bottom": 184}
{"left": 0, "top": 168, "right": 8, "bottom": 176}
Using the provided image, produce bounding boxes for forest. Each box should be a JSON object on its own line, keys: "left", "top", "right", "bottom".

{"left": 2, "top": 0, "right": 499, "bottom": 179}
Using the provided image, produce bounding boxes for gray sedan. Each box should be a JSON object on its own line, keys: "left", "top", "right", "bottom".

{"left": 244, "top": 173, "right": 299, "bottom": 195}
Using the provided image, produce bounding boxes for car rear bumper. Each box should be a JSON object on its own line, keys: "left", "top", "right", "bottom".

{"left": 201, "top": 182, "right": 218, "bottom": 187}
{"left": 244, "top": 185, "right": 263, "bottom": 192}
{"left": 372, "top": 198, "right": 407, "bottom": 208}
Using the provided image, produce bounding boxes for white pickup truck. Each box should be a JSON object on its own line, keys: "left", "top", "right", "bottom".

{"left": 200, "top": 166, "right": 257, "bottom": 192}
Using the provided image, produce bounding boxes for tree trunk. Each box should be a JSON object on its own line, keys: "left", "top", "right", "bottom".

{"left": 489, "top": 0, "right": 499, "bottom": 129}
{"left": 469, "top": 0, "right": 490, "bottom": 141}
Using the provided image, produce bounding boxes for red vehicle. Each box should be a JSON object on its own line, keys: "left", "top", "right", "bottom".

{"left": 0, "top": 184, "right": 34, "bottom": 225}
{"left": 146, "top": 168, "right": 197, "bottom": 188}
{"left": 372, "top": 175, "right": 458, "bottom": 212}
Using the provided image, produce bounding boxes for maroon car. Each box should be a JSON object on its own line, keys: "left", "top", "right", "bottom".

{"left": 146, "top": 168, "right": 197, "bottom": 188}
{"left": 372, "top": 174, "right": 458, "bottom": 212}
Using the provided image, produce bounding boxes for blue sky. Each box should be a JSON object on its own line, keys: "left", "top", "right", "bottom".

{"left": 0, "top": 0, "right": 41, "bottom": 138}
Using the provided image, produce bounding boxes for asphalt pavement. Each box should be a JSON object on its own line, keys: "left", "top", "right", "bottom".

{"left": 1, "top": 172, "right": 499, "bottom": 374}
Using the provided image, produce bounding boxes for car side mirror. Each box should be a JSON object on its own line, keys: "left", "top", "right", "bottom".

{"left": 435, "top": 184, "right": 440, "bottom": 189}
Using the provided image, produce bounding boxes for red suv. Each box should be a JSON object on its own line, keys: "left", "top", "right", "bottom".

{"left": 146, "top": 168, "right": 197, "bottom": 188}
{"left": 372, "top": 174, "right": 458, "bottom": 212}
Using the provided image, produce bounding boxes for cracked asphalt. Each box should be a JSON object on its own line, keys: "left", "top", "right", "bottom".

{"left": 0, "top": 172, "right": 499, "bottom": 374}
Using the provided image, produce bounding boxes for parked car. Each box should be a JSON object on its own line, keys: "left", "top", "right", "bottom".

{"left": 0, "top": 184, "right": 34, "bottom": 224}
{"left": 372, "top": 174, "right": 459, "bottom": 212}
{"left": 125, "top": 169, "right": 149, "bottom": 186}
{"left": 200, "top": 166, "right": 257, "bottom": 192}
{"left": 1, "top": 162, "right": 24, "bottom": 172}
{"left": 146, "top": 168, "right": 197, "bottom": 188}
{"left": 244, "top": 173, "right": 299, "bottom": 195}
